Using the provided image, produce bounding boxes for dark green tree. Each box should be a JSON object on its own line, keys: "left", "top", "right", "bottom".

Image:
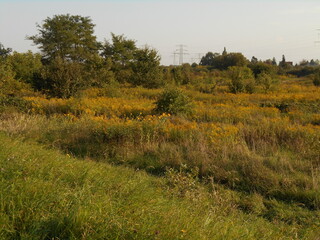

{"left": 102, "top": 34, "right": 162, "bottom": 87}
{"left": 6, "top": 51, "right": 42, "bottom": 84}
{"left": 101, "top": 33, "right": 137, "bottom": 83}
{"left": 222, "top": 47, "right": 227, "bottom": 55}
{"left": 28, "top": 14, "right": 102, "bottom": 97}
{"left": 272, "top": 57, "right": 277, "bottom": 66}
{"left": 40, "top": 56, "right": 85, "bottom": 98}
{"left": 130, "top": 47, "right": 163, "bottom": 88}
{"left": 200, "top": 51, "right": 248, "bottom": 70}
{"left": 251, "top": 56, "right": 258, "bottom": 64}
{"left": 28, "top": 14, "right": 99, "bottom": 62}
{"left": 279, "top": 55, "right": 287, "bottom": 68}
{"left": 249, "top": 62, "right": 277, "bottom": 78}
{"left": 85, "top": 56, "right": 115, "bottom": 88}
{"left": 0, "top": 43, "right": 12, "bottom": 60}
{"left": 199, "top": 52, "right": 219, "bottom": 66}
{"left": 168, "top": 65, "right": 191, "bottom": 85}
{"left": 314, "top": 69, "right": 320, "bottom": 86}
{"left": 310, "top": 59, "right": 319, "bottom": 66}
{"left": 222, "top": 53, "right": 248, "bottom": 69}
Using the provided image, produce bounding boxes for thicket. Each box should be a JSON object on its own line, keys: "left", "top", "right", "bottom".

{"left": 1, "top": 14, "right": 319, "bottom": 101}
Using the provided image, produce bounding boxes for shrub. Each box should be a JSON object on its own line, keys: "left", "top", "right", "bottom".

{"left": 154, "top": 87, "right": 193, "bottom": 115}
{"left": 257, "top": 72, "right": 279, "bottom": 93}
{"left": 227, "top": 66, "right": 256, "bottom": 93}
{"left": 0, "top": 63, "right": 33, "bottom": 97}
{"left": 0, "top": 96, "right": 32, "bottom": 113}
{"left": 313, "top": 70, "right": 320, "bottom": 86}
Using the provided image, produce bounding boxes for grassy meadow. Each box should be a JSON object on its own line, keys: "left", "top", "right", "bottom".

{"left": 1, "top": 77, "right": 320, "bottom": 239}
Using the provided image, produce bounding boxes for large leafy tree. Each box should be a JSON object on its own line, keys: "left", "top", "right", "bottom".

{"left": 200, "top": 50, "right": 248, "bottom": 70}
{"left": 102, "top": 33, "right": 137, "bottom": 67}
{"left": 101, "top": 33, "right": 137, "bottom": 83}
{"left": 102, "top": 34, "right": 162, "bottom": 87}
{"left": 28, "top": 14, "right": 103, "bottom": 97}
{"left": 28, "top": 14, "right": 99, "bottom": 63}
{"left": 199, "top": 52, "right": 219, "bottom": 66}
{"left": 130, "top": 47, "right": 163, "bottom": 88}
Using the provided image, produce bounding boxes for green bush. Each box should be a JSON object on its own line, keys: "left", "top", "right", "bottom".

{"left": 0, "top": 63, "right": 33, "bottom": 97}
{"left": 227, "top": 66, "right": 256, "bottom": 93}
{"left": 154, "top": 87, "right": 193, "bottom": 115}
{"left": 0, "top": 96, "right": 32, "bottom": 113}
{"left": 257, "top": 72, "right": 279, "bottom": 93}
{"left": 313, "top": 70, "right": 320, "bottom": 86}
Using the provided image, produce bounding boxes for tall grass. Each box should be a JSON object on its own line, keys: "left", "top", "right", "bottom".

{"left": 1, "top": 77, "right": 320, "bottom": 239}
{"left": 2, "top": 133, "right": 318, "bottom": 239}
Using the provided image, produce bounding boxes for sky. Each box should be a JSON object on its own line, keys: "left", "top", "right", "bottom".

{"left": 0, "top": 0, "right": 320, "bottom": 65}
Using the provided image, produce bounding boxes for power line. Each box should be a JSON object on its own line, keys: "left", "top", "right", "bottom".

{"left": 176, "top": 44, "right": 188, "bottom": 65}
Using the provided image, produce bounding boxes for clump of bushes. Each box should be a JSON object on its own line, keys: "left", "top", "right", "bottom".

{"left": 154, "top": 87, "right": 193, "bottom": 115}
{"left": 257, "top": 72, "right": 279, "bottom": 93}
{"left": 227, "top": 66, "right": 256, "bottom": 93}
{"left": 313, "top": 70, "right": 320, "bottom": 86}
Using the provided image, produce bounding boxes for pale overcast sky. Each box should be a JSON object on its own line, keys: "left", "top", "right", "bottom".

{"left": 0, "top": 0, "right": 320, "bottom": 65}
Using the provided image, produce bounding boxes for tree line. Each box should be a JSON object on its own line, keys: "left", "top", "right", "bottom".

{"left": 1, "top": 14, "right": 319, "bottom": 99}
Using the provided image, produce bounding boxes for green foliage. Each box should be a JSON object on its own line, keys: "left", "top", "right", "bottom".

{"left": 130, "top": 47, "right": 163, "bottom": 88}
{"left": 227, "top": 66, "right": 256, "bottom": 93}
{"left": 103, "top": 34, "right": 162, "bottom": 87}
{"left": 0, "top": 43, "right": 12, "bottom": 60}
{"left": 200, "top": 50, "right": 248, "bottom": 70}
{"left": 167, "top": 64, "right": 192, "bottom": 85}
{"left": 85, "top": 56, "right": 115, "bottom": 88}
{"left": 41, "top": 57, "right": 86, "bottom": 98}
{"left": 313, "top": 70, "right": 320, "bottom": 86}
{"left": 102, "top": 33, "right": 137, "bottom": 83}
{"left": 287, "top": 66, "right": 316, "bottom": 78}
{"left": 27, "top": 14, "right": 109, "bottom": 97}
{"left": 155, "top": 87, "right": 193, "bottom": 115}
{"left": 0, "top": 63, "right": 33, "bottom": 112}
{"left": 249, "top": 62, "right": 277, "bottom": 78}
{"left": 199, "top": 52, "right": 219, "bottom": 66}
{"left": 28, "top": 14, "right": 99, "bottom": 62}
{"left": 170, "top": 66, "right": 184, "bottom": 85}
{"left": 0, "top": 63, "right": 32, "bottom": 97}
{"left": 257, "top": 72, "right": 279, "bottom": 93}
{"left": 0, "top": 96, "right": 32, "bottom": 113}
{"left": 6, "top": 51, "right": 42, "bottom": 84}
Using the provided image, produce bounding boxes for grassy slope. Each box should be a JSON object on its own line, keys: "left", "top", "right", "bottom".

{"left": 1, "top": 133, "right": 317, "bottom": 240}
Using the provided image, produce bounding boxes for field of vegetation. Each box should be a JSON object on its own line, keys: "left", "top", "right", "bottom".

{"left": 1, "top": 14, "right": 320, "bottom": 239}
{"left": 1, "top": 77, "right": 320, "bottom": 239}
